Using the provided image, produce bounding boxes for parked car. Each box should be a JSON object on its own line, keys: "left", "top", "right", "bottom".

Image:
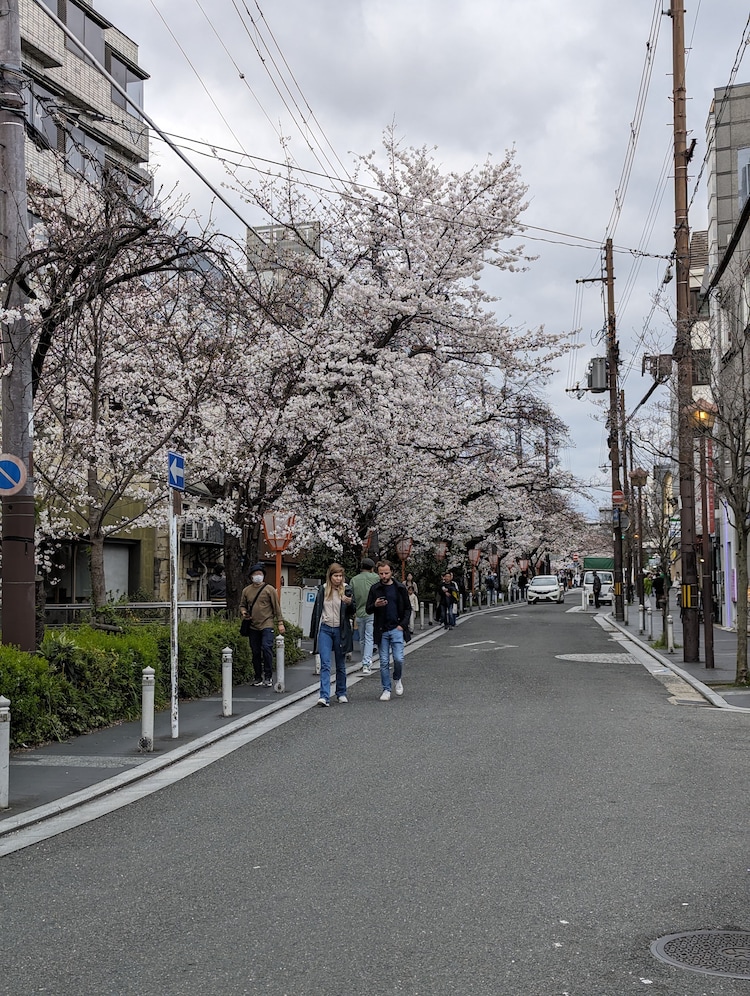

{"left": 583, "top": 570, "right": 614, "bottom": 606}
{"left": 526, "top": 575, "right": 565, "bottom": 604}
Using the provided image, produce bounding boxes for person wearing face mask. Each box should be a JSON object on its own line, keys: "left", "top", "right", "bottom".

{"left": 309, "top": 562, "right": 356, "bottom": 706}
{"left": 240, "top": 563, "right": 285, "bottom": 687}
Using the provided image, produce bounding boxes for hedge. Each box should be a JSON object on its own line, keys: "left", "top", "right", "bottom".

{"left": 0, "top": 617, "right": 305, "bottom": 749}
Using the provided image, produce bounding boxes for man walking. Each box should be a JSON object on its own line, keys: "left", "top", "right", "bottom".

{"left": 366, "top": 560, "right": 412, "bottom": 701}
{"left": 351, "top": 557, "right": 379, "bottom": 675}
{"left": 592, "top": 570, "right": 602, "bottom": 610}
{"left": 240, "top": 563, "right": 285, "bottom": 686}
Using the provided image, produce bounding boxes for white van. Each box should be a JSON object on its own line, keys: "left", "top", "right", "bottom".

{"left": 583, "top": 570, "right": 614, "bottom": 606}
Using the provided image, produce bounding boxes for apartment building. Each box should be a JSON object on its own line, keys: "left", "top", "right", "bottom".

{"left": 21, "top": 0, "right": 149, "bottom": 199}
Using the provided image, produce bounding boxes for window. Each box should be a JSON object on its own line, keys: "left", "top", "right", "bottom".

{"left": 691, "top": 349, "right": 711, "bottom": 387}
{"left": 24, "top": 81, "right": 59, "bottom": 149}
{"left": 59, "top": 0, "right": 105, "bottom": 67}
{"left": 65, "top": 126, "right": 104, "bottom": 183}
{"left": 107, "top": 51, "right": 144, "bottom": 118}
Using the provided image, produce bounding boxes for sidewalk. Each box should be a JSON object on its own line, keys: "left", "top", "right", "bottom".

{"left": 603, "top": 593, "right": 750, "bottom": 710}
{"left": 0, "top": 612, "right": 451, "bottom": 833}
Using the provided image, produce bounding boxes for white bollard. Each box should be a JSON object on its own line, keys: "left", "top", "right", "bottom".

{"left": 667, "top": 614, "right": 675, "bottom": 654}
{"left": 419, "top": 601, "right": 425, "bottom": 630}
{"left": 581, "top": 587, "right": 587, "bottom": 611}
{"left": 0, "top": 696, "right": 9, "bottom": 809}
{"left": 222, "top": 646, "right": 233, "bottom": 717}
{"left": 623, "top": 601, "right": 629, "bottom": 626}
{"left": 274, "top": 634, "right": 285, "bottom": 692}
{"left": 647, "top": 606, "right": 653, "bottom": 641}
{"left": 140, "top": 667, "right": 155, "bottom": 752}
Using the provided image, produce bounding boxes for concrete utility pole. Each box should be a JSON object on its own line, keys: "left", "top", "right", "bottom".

{"left": 0, "top": 0, "right": 36, "bottom": 651}
{"left": 670, "top": 0, "right": 700, "bottom": 662}
{"left": 605, "top": 239, "right": 625, "bottom": 623}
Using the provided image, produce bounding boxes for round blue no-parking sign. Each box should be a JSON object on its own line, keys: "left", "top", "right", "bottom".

{"left": 0, "top": 454, "right": 28, "bottom": 495}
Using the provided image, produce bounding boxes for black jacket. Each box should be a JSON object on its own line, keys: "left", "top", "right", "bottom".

{"left": 366, "top": 579, "right": 412, "bottom": 644}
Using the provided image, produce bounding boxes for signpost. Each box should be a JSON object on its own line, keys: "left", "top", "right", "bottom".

{"left": 612, "top": 489, "right": 625, "bottom": 507}
{"left": 168, "top": 451, "right": 184, "bottom": 739}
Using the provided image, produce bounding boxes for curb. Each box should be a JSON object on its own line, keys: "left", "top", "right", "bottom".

{"left": 604, "top": 613, "right": 750, "bottom": 713}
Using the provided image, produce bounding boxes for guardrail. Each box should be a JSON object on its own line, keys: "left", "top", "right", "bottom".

{"left": 42, "top": 601, "right": 227, "bottom": 627}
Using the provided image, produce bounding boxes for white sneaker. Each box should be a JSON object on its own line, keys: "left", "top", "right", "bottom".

{"left": 337, "top": 695, "right": 348, "bottom": 703}
{"left": 394, "top": 679, "right": 404, "bottom": 696}
{"left": 361, "top": 666, "right": 372, "bottom": 676}
{"left": 317, "top": 697, "right": 329, "bottom": 707}
{"left": 379, "top": 690, "right": 391, "bottom": 701}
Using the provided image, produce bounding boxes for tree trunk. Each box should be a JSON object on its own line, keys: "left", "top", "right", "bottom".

{"left": 736, "top": 526, "right": 749, "bottom": 683}
{"left": 89, "top": 528, "right": 107, "bottom": 611}
{"left": 224, "top": 532, "right": 244, "bottom": 618}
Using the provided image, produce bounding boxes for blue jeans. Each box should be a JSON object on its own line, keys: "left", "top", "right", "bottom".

{"left": 248, "top": 627, "right": 274, "bottom": 681}
{"left": 355, "top": 614, "right": 374, "bottom": 667}
{"left": 318, "top": 623, "right": 347, "bottom": 702}
{"left": 379, "top": 627, "right": 404, "bottom": 692}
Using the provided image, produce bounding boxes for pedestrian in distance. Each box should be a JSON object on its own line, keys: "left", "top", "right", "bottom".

{"left": 207, "top": 563, "right": 226, "bottom": 616}
{"left": 405, "top": 571, "right": 420, "bottom": 630}
{"left": 438, "top": 571, "right": 459, "bottom": 629}
{"left": 351, "top": 557, "right": 379, "bottom": 675}
{"left": 240, "top": 564, "right": 285, "bottom": 687}
{"left": 366, "top": 560, "right": 412, "bottom": 701}
{"left": 309, "top": 563, "right": 356, "bottom": 706}
{"left": 592, "top": 570, "right": 602, "bottom": 609}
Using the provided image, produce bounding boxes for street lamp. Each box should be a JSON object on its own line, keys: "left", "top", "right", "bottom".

{"left": 629, "top": 467, "right": 648, "bottom": 606}
{"left": 261, "top": 511, "right": 296, "bottom": 598}
{"left": 692, "top": 399, "right": 716, "bottom": 669}
{"left": 396, "top": 536, "right": 413, "bottom": 581}
{"left": 468, "top": 547, "right": 481, "bottom": 597}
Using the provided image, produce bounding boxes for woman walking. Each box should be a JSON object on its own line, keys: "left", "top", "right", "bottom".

{"left": 309, "top": 563, "right": 356, "bottom": 706}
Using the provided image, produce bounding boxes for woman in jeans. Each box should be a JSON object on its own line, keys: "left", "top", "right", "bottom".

{"left": 309, "top": 563, "right": 356, "bottom": 707}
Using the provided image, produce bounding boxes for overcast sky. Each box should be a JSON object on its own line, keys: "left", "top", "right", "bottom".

{"left": 95, "top": 0, "right": 750, "bottom": 518}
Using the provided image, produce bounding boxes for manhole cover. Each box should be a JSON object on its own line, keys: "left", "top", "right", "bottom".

{"left": 651, "top": 930, "right": 750, "bottom": 979}
{"left": 555, "top": 653, "right": 634, "bottom": 664}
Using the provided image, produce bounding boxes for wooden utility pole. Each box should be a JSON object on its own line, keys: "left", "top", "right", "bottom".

{"left": 605, "top": 239, "right": 625, "bottom": 622}
{"left": 670, "top": 0, "right": 700, "bottom": 662}
{"left": 0, "top": 0, "right": 36, "bottom": 651}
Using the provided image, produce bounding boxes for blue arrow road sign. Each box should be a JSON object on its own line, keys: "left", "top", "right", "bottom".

{"left": 0, "top": 453, "right": 27, "bottom": 495}
{"left": 168, "top": 451, "right": 185, "bottom": 491}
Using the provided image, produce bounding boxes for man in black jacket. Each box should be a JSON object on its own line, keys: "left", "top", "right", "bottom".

{"left": 366, "top": 560, "right": 412, "bottom": 702}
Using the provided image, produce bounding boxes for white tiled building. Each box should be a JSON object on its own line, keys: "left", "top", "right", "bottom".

{"left": 21, "top": 0, "right": 149, "bottom": 198}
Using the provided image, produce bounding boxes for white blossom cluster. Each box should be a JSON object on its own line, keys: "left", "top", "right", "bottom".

{"left": 6, "top": 134, "right": 591, "bottom": 602}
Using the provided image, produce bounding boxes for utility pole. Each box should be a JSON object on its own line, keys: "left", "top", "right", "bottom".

{"left": 605, "top": 239, "right": 625, "bottom": 622}
{"left": 576, "top": 242, "right": 625, "bottom": 622}
{"left": 670, "top": 0, "right": 700, "bottom": 662}
{"left": 0, "top": 0, "right": 36, "bottom": 651}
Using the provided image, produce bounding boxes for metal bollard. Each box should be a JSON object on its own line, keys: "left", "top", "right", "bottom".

{"left": 419, "top": 601, "right": 425, "bottom": 630}
{"left": 140, "top": 667, "right": 155, "bottom": 752}
{"left": 667, "top": 614, "right": 675, "bottom": 654}
{"left": 623, "top": 601, "right": 629, "bottom": 626}
{"left": 638, "top": 603, "right": 645, "bottom": 635}
{"left": 274, "top": 634, "right": 285, "bottom": 692}
{"left": 647, "top": 606, "right": 653, "bottom": 641}
{"left": 222, "top": 646, "right": 233, "bottom": 717}
{"left": 581, "top": 587, "right": 587, "bottom": 611}
{"left": 0, "top": 696, "right": 9, "bottom": 809}
{"left": 428, "top": 603, "right": 433, "bottom": 626}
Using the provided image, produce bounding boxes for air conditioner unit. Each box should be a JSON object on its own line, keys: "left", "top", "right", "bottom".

{"left": 182, "top": 521, "right": 207, "bottom": 542}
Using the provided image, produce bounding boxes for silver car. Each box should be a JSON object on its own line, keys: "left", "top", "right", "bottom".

{"left": 526, "top": 575, "right": 565, "bottom": 604}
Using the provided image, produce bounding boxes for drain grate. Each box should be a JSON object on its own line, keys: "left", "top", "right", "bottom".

{"left": 651, "top": 930, "right": 750, "bottom": 979}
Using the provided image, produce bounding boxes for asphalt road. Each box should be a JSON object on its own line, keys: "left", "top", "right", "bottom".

{"left": 3, "top": 604, "right": 750, "bottom": 995}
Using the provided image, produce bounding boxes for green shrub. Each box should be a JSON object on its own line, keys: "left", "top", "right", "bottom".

{"left": 0, "top": 616, "right": 303, "bottom": 749}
